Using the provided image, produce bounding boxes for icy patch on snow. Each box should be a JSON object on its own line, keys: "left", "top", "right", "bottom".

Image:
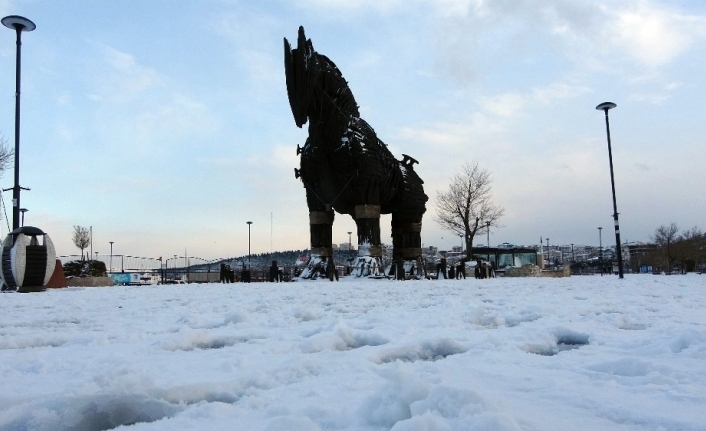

{"left": 161, "top": 328, "right": 250, "bottom": 351}
{"left": 361, "top": 369, "right": 520, "bottom": 430}
{"left": 302, "top": 321, "right": 388, "bottom": 352}
{"left": 265, "top": 415, "right": 322, "bottom": 431}
{"left": 587, "top": 358, "right": 654, "bottom": 377}
{"left": 375, "top": 338, "right": 466, "bottom": 364}
{"left": 0, "top": 392, "right": 183, "bottom": 431}
{"left": 360, "top": 369, "right": 429, "bottom": 427}
{"left": 293, "top": 306, "right": 322, "bottom": 322}
{"left": 0, "top": 335, "right": 67, "bottom": 350}
{"left": 523, "top": 329, "right": 590, "bottom": 356}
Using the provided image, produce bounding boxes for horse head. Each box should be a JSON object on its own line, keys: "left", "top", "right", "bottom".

{"left": 284, "top": 26, "right": 359, "bottom": 128}
{"left": 284, "top": 26, "right": 321, "bottom": 128}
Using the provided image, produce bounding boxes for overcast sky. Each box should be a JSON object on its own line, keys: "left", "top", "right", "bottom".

{"left": 0, "top": 0, "right": 704, "bottom": 260}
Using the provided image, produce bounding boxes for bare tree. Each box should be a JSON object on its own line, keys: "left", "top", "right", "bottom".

{"left": 675, "top": 226, "right": 704, "bottom": 273}
{"left": 0, "top": 134, "right": 14, "bottom": 179}
{"left": 434, "top": 161, "right": 505, "bottom": 259}
{"left": 72, "top": 225, "right": 91, "bottom": 260}
{"left": 651, "top": 223, "right": 679, "bottom": 274}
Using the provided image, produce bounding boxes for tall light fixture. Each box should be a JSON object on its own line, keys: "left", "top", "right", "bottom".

{"left": 546, "top": 238, "right": 550, "bottom": 266}
{"left": 247, "top": 221, "right": 253, "bottom": 267}
{"left": 2, "top": 15, "right": 35, "bottom": 231}
{"left": 598, "top": 227, "right": 603, "bottom": 276}
{"left": 596, "top": 102, "right": 624, "bottom": 278}
{"left": 109, "top": 241, "right": 114, "bottom": 273}
{"left": 486, "top": 221, "right": 491, "bottom": 264}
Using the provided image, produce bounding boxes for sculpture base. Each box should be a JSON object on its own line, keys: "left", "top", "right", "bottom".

{"left": 352, "top": 255, "right": 384, "bottom": 278}
{"left": 17, "top": 286, "right": 46, "bottom": 293}
{"left": 299, "top": 256, "right": 338, "bottom": 281}
{"left": 386, "top": 258, "right": 426, "bottom": 280}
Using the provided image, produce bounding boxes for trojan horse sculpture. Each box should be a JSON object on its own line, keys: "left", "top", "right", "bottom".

{"left": 284, "top": 26, "right": 428, "bottom": 280}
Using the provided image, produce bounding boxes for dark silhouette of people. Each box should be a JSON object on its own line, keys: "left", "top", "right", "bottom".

{"left": 456, "top": 261, "right": 466, "bottom": 279}
{"left": 241, "top": 263, "right": 250, "bottom": 283}
{"left": 474, "top": 259, "right": 484, "bottom": 279}
{"left": 220, "top": 263, "right": 232, "bottom": 283}
{"left": 269, "top": 260, "right": 281, "bottom": 282}
{"left": 436, "top": 258, "right": 447, "bottom": 279}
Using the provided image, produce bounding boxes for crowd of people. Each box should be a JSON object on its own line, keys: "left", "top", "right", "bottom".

{"left": 435, "top": 258, "right": 495, "bottom": 279}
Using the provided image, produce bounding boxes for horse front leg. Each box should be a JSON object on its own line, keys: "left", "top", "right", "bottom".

{"left": 300, "top": 189, "right": 336, "bottom": 280}
{"left": 307, "top": 209, "right": 335, "bottom": 280}
{"left": 310, "top": 209, "right": 334, "bottom": 259}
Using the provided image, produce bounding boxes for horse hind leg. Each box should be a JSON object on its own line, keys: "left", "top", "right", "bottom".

{"left": 391, "top": 214, "right": 423, "bottom": 280}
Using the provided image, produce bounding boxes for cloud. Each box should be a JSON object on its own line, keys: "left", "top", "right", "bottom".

{"left": 130, "top": 93, "right": 219, "bottom": 150}
{"left": 531, "top": 83, "right": 592, "bottom": 104}
{"left": 478, "top": 82, "right": 591, "bottom": 119}
{"left": 89, "top": 44, "right": 164, "bottom": 104}
{"left": 430, "top": 0, "right": 706, "bottom": 84}
{"left": 609, "top": 3, "right": 703, "bottom": 68}
{"left": 295, "top": 0, "right": 418, "bottom": 14}
{"left": 479, "top": 93, "right": 526, "bottom": 118}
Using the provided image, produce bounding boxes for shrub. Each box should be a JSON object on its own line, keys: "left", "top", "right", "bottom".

{"left": 63, "top": 260, "right": 107, "bottom": 277}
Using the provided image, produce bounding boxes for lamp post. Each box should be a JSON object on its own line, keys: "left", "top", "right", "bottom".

{"left": 19, "top": 208, "right": 27, "bottom": 226}
{"left": 485, "top": 221, "right": 491, "bottom": 265}
{"left": 246, "top": 221, "right": 252, "bottom": 267}
{"left": 571, "top": 243, "right": 574, "bottom": 262}
{"left": 596, "top": 102, "right": 624, "bottom": 278}
{"left": 109, "top": 241, "right": 114, "bottom": 273}
{"left": 546, "top": 238, "right": 550, "bottom": 267}
{"left": 2, "top": 15, "right": 35, "bottom": 232}
{"left": 598, "top": 227, "right": 603, "bottom": 276}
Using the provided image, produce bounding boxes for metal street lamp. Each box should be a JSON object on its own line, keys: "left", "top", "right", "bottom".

{"left": 2, "top": 15, "right": 35, "bottom": 231}
{"left": 109, "top": 241, "right": 114, "bottom": 273}
{"left": 486, "top": 221, "right": 491, "bottom": 248}
{"left": 485, "top": 221, "right": 491, "bottom": 264}
{"left": 598, "top": 227, "right": 603, "bottom": 276}
{"left": 596, "top": 102, "right": 624, "bottom": 278}
{"left": 246, "top": 221, "right": 252, "bottom": 267}
{"left": 571, "top": 243, "right": 575, "bottom": 262}
{"left": 19, "top": 208, "right": 27, "bottom": 226}
{"left": 546, "top": 238, "right": 550, "bottom": 267}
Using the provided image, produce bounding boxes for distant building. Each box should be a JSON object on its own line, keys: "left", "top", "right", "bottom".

{"left": 339, "top": 243, "right": 356, "bottom": 251}
{"left": 470, "top": 247, "right": 537, "bottom": 271}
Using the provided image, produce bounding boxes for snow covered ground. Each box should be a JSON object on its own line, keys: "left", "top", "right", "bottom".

{"left": 1, "top": 275, "right": 704, "bottom": 431}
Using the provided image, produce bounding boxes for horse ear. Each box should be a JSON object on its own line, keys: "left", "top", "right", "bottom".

{"left": 298, "top": 26, "right": 307, "bottom": 53}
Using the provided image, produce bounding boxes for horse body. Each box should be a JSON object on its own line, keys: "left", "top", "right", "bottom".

{"left": 285, "top": 26, "right": 427, "bottom": 279}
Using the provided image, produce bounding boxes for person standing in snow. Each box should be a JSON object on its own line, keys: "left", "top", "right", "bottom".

{"left": 457, "top": 261, "right": 466, "bottom": 279}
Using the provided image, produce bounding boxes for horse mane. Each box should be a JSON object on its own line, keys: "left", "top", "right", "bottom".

{"left": 315, "top": 54, "right": 360, "bottom": 118}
